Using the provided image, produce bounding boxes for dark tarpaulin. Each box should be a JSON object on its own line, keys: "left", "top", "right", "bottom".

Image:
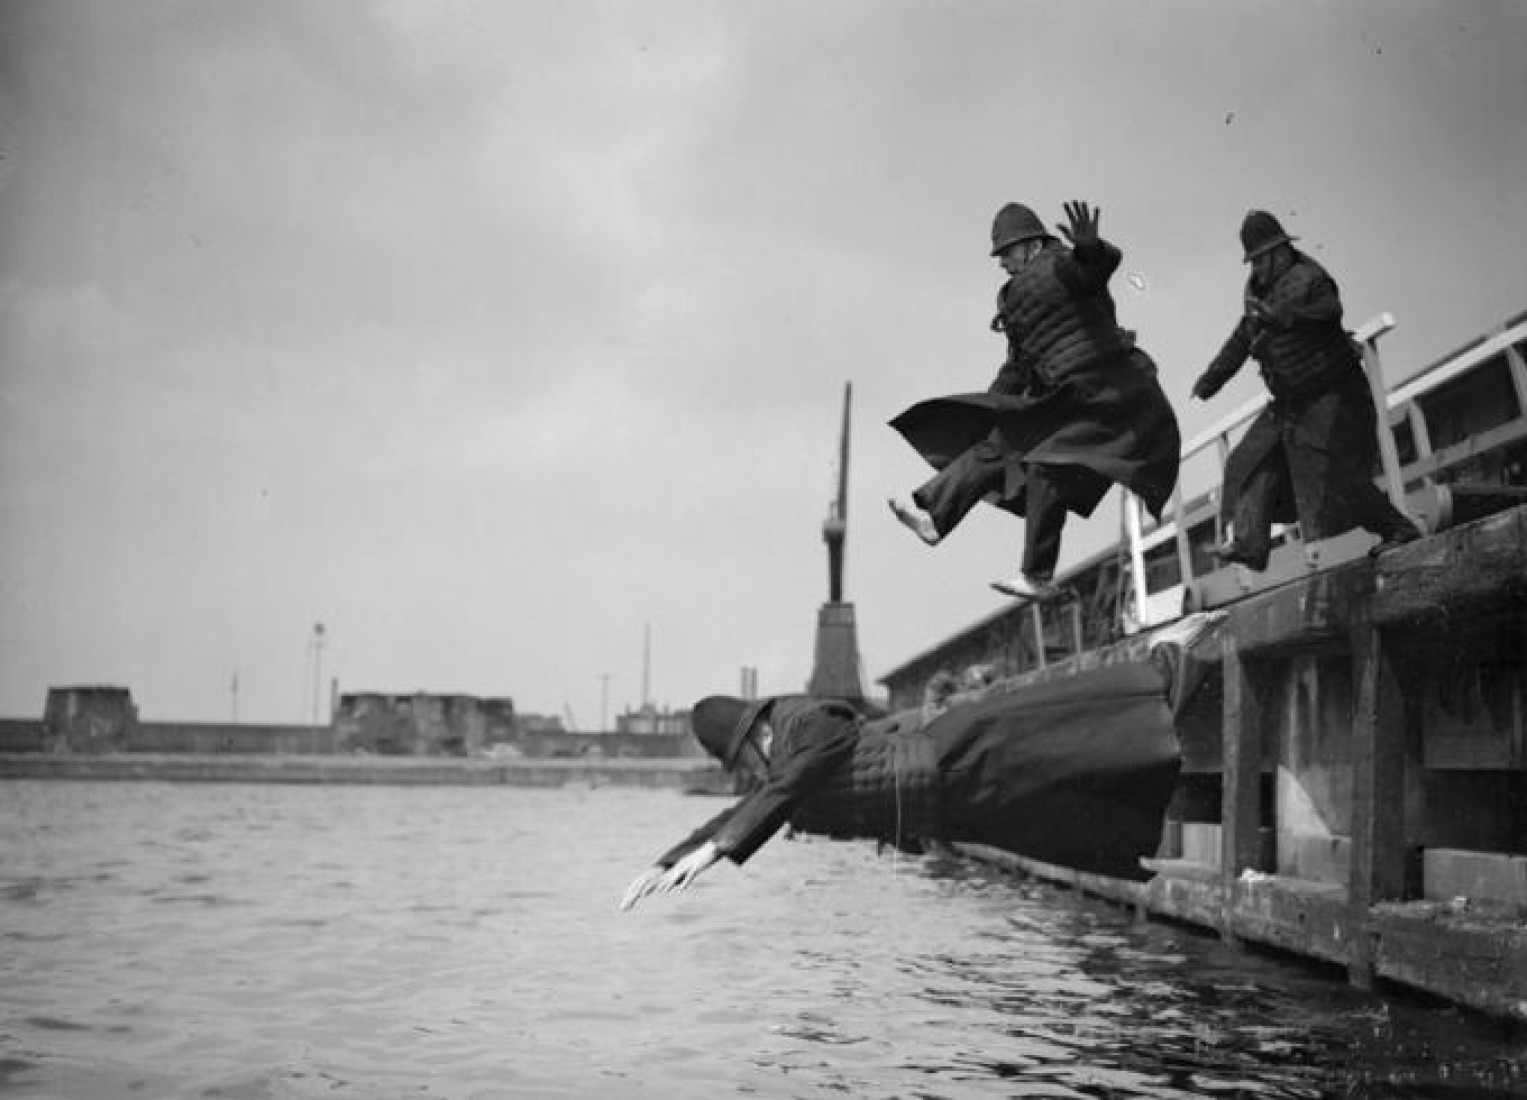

{"left": 922, "top": 661, "right": 1181, "bottom": 880}
{"left": 890, "top": 351, "right": 1181, "bottom": 520}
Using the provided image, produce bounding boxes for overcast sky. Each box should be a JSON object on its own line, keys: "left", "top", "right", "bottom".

{"left": 1, "top": 0, "right": 1523, "bottom": 728}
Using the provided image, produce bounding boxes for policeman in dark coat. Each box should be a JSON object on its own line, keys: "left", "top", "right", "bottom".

{"left": 889, "top": 201, "right": 1180, "bottom": 601}
{"left": 1191, "top": 211, "right": 1421, "bottom": 569}
{"left": 616, "top": 615, "right": 1225, "bottom": 912}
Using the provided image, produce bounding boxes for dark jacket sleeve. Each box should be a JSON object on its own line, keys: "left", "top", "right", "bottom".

{"left": 706, "top": 706, "right": 860, "bottom": 865}
{"left": 1053, "top": 239, "right": 1122, "bottom": 297}
{"left": 1271, "top": 267, "right": 1343, "bottom": 328}
{"left": 655, "top": 805, "right": 741, "bottom": 868}
{"left": 1194, "top": 315, "right": 1253, "bottom": 400}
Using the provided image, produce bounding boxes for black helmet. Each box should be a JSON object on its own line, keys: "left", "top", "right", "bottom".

{"left": 990, "top": 202, "right": 1050, "bottom": 256}
{"left": 1240, "top": 210, "right": 1296, "bottom": 263}
{"left": 690, "top": 695, "right": 771, "bottom": 767}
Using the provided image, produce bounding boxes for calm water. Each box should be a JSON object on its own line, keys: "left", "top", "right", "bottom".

{"left": 1, "top": 781, "right": 1522, "bottom": 1099}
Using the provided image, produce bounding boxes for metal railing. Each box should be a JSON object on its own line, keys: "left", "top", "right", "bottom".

{"left": 1114, "top": 309, "right": 1527, "bottom": 631}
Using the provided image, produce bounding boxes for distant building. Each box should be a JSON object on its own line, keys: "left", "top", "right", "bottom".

{"left": 615, "top": 704, "right": 690, "bottom": 736}
{"left": 43, "top": 685, "right": 137, "bottom": 753}
{"left": 334, "top": 692, "right": 516, "bottom": 756}
{"left": 516, "top": 712, "right": 567, "bottom": 735}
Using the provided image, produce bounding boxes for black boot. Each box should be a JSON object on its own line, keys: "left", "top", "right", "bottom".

{"left": 1211, "top": 539, "right": 1269, "bottom": 571}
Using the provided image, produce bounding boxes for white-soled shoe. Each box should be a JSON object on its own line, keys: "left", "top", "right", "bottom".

{"left": 888, "top": 498, "right": 941, "bottom": 546}
{"left": 990, "top": 574, "right": 1063, "bottom": 601}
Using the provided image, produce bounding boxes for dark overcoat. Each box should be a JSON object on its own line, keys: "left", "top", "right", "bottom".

{"left": 892, "top": 238, "right": 1181, "bottom": 520}
{"left": 1195, "top": 251, "right": 1381, "bottom": 535}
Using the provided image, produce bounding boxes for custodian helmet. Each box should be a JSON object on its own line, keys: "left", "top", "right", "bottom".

{"left": 1240, "top": 210, "right": 1297, "bottom": 262}
{"left": 990, "top": 202, "right": 1051, "bottom": 256}
{"left": 690, "top": 695, "right": 771, "bottom": 767}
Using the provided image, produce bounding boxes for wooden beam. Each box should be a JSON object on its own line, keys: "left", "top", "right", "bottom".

{"left": 1221, "top": 561, "right": 1374, "bottom": 656}
{"left": 1371, "top": 506, "right": 1527, "bottom": 625}
{"left": 1347, "top": 615, "right": 1413, "bottom": 988}
{"left": 1221, "top": 637, "right": 1271, "bottom": 943}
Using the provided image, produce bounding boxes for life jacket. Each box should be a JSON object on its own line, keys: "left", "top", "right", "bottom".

{"left": 787, "top": 722, "right": 942, "bottom": 852}
{"left": 1246, "top": 253, "right": 1361, "bottom": 402}
{"left": 996, "top": 243, "right": 1133, "bottom": 386}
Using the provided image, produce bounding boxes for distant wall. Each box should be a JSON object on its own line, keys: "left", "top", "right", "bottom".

{"left": 515, "top": 730, "right": 701, "bottom": 759}
{"left": 0, "top": 717, "right": 337, "bottom": 755}
{"left": 0, "top": 719, "right": 45, "bottom": 752}
{"left": 132, "top": 722, "right": 340, "bottom": 755}
{"left": 2, "top": 687, "right": 702, "bottom": 759}
{"left": 0, "top": 720, "right": 701, "bottom": 758}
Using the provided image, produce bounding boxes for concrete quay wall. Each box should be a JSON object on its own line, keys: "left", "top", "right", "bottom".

{"left": 0, "top": 715, "right": 698, "bottom": 760}
{"left": 0, "top": 752, "right": 726, "bottom": 791}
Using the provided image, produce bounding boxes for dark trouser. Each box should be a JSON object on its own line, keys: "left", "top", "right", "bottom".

{"left": 1226, "top": 406, "right": 1417, "bottom": 566}
{"left": 1020, "top": 468, "right": 1067, "bottom": 580}
{"left": 911, "top": 434, "right": 1006, "bottom": 538}
{"left": 911, "top": 434, "right": 1066, "bottom": 580}
{"left": 1335, "top": 481, "right": 1417, "bottom": 544}
{"left": 1226, "top": 460, "right": 1280, "bottom": 568}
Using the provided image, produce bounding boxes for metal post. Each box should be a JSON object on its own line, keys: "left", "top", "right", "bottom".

{"left": 1123, "top": 492, "right": 1149, "bottom": 631}
{"left": 1214, "top": 433, "right": 1232, "bottom": 545}
{"left": 1170, "top": 479, "right": 1194, "bottom": 601}
{"left": 1355, "top": 314, "right": 1406, "bottom": 510}
{"left": 310, "top": 623, "right": 327, "bottom": 726}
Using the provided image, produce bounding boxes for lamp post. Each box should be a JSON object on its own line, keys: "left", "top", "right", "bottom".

{"left": 311, "top": 623, "right": 326, "bottom": 726}
{"left": 305, "top": 622, "right": 327, "bottom": 752}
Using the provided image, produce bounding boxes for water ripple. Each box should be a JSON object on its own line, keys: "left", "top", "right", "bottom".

{"left": 1, "top": 781, "right": 1523, "bottom": 1098}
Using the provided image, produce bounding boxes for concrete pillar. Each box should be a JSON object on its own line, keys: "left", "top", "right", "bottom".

{"left": 1221, "top": 638, "right": 1271, "bottom": 942}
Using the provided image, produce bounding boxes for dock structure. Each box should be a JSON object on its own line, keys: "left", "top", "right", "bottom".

{"left": 881, "top": 310, "right": 1527, "bottom": 1022}
{"left": 959, "top": 504, "right": 1525, "bottom": 1022}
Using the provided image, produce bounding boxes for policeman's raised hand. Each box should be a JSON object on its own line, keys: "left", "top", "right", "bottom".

{"left": 1057, "top": 201, "right": 1101, "bottom": 250}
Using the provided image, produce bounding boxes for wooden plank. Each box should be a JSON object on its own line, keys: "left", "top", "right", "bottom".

{"left": 1222, "top": 561, "right": 1375, "bottom": 656}
{"left": 1228, "top": 873, "right": 1351, "bottom": 966}
{"left": 1371, "top": 506, "right": 1527, "bottom": 625}
{"left": 1347, "top": 616, "right": 1413, "bottom": 987}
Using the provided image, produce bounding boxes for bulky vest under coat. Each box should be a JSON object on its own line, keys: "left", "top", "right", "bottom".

{"left": 1198, "top": 252, "right": 1361, "bottom": 404}
{"left": 787, "top": 721, "right": 941, "bottom": 851}
{"left": 995, "top": 240, "right": 1134, "bottom": 387}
